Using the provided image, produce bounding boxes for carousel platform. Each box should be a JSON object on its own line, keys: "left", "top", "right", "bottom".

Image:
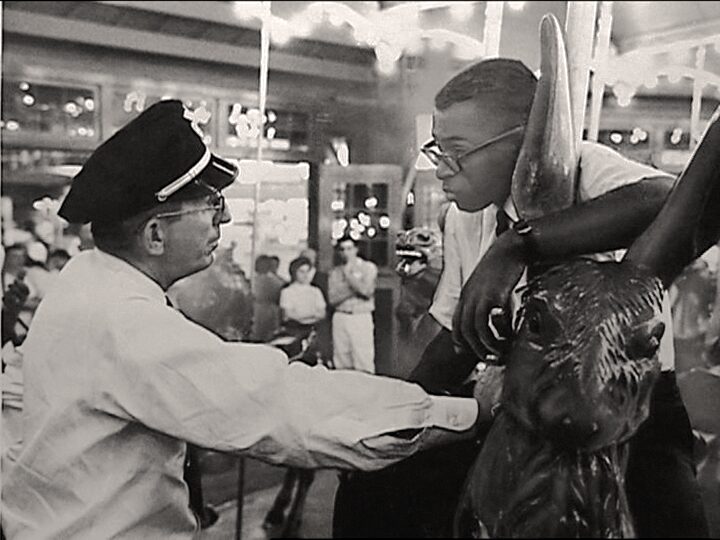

{"left": 200, "top": 455, "right": 338, "bottom": 540}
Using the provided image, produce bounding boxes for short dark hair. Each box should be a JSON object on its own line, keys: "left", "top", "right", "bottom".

{"left": 336, "top": 234, "right": 356, "bottom": 247}
{"left": 268, "top": 256, "right": 280, "bottom": 272}
{"left": 289, "top": 256, "right": 312, "bottom": 281}
{"left": 91, "top": 220, "right": 138, "bottom": 252}
{"left": 5, "top": 243, "right": 27, "bottom": 254}
{"left": 91, "top": 199, "right": 184, "bottom": 254}
{"left": 48, "top": 249, "right": 70, "bottom": 261}
{"left": 255, "top": 254, "right": 271, "bottom": 273}
{"left": 435, "top": 58, "right": 537, "bottom": 124}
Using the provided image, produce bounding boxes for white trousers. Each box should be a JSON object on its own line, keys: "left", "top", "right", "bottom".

{"left": 332, "top": 312, "right": 375, "bottom": 374}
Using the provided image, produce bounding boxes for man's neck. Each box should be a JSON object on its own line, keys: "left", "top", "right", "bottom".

{"left": 100, "top": 248, "right": 173, "bottom": 291}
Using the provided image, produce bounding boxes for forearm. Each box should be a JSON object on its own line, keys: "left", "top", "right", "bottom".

{"left": 514, "top": 177, "right": 673, "bottom": 263}
{"left": 328, "top": 288, "right": 356, "bottom": 307}
{"left": 344, "top": 273, "right": 376, "bottom": 299}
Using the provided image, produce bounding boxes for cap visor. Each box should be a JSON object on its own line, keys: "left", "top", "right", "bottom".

{"left": 197, "top": 154, "right": 239, "bottom": 190}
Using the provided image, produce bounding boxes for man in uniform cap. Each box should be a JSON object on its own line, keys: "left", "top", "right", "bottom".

{"left": 0, "top": 100, "right": 482, "bottom": 539}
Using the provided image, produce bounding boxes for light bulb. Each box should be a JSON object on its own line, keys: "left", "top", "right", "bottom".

{"left": 377, "top": 58, "right": 397, "bottom": 76}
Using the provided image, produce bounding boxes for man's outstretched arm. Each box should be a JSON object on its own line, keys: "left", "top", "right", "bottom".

{"left": 453, "top": 176, "right": 673, "bottom": 359}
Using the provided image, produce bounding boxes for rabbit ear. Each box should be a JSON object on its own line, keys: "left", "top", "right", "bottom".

{"left": 624, "top": 107, "right": 720, "bottom": 286}
{"left": 511, "top": 14, "right": 579, "bottom": 221}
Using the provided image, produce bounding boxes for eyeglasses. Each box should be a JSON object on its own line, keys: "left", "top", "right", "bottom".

{"left": 154, "top": 181, "right": 226, "bottom": 220}
{"left": 420, "top": 124, "right": 525, "bottom": 175}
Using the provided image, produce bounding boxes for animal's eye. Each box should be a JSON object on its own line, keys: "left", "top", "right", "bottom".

{"left": 527, "top": 311, "right": 542, "bottom": 335}
{"left": 628, "top": 321, "right": 665, "bottom": 359}
{"left": 520, "top": 298, "right": 561, "bottom": 345}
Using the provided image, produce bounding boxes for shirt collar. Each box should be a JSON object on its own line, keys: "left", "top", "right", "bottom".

{"left": 93, "top": 248, "right": 167, "bottom": 303}
{"left": 503, "top": 197, "right": 519, "bottom": 222}
{"left": 486, "top": 197, "right": 519, "bottom": 224}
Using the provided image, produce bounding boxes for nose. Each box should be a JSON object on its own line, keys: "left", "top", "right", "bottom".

{"left": 537, "top": 385, "right": 599, "bottom": 446}
{"left": 435, "top": 161, "right": 456, "bottom": 181}
{"left": 219, "top": 204, "right": 232, "bottom": 224}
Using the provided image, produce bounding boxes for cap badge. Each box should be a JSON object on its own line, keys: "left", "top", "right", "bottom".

{"left": 183, "top": 106, "right": 210, "bottom": 140}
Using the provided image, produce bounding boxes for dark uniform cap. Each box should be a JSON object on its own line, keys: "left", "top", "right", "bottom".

{"left": 58, "top": 99, "right": 239, "bottom": 225}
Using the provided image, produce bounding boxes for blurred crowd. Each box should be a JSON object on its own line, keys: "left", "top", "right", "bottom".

{"left": 670, "top": 255, "right": 720, "bottom": 368}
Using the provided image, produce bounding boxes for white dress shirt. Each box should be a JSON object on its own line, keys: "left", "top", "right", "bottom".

{"left": 429, "top": 141, "right": 675, "bottom": 371}
{"left": 2, "top": 248, "right": 476, "bottom": 539}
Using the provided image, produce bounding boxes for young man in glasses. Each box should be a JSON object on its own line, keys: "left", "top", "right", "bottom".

{"left": 1, "top": 101, "right": 486, "bottom": 539}
{"left": 335, "top": 58, "right": 708, "bottom": 538}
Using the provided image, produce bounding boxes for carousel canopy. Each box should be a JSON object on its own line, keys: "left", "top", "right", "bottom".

{"left": 6, "top": 1, "right": 720, "bottom": 96}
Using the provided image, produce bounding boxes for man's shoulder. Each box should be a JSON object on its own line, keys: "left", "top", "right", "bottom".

{"left": 359, "top": 258, "right": 378, "bottom": 271}
{"left": 280, "top": 283, "right": 294, "bottom": 294}
{"left": 577, "top": 141, "right": 671, "bottom": 200}
{"left": 580, "top": 140, "right": 620, "bottom": 158}
{"left": 579, "top": 140, "right": 668, "bottom": 176}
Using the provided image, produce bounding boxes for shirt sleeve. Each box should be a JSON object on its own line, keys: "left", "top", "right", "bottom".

{"left": 327, "top": 268, "right": 351, "bottom": 306}
{"left": 429, "top": 205, "right": 463, "bottom": 330}
{"left": 100, "top": 299, "right": 477, "bottom": 471}
{"left": 578, "top": 142, "right": 673, "bottom": 201}
{"left": 280, "top": 287, "right": 301, "bottom": 321}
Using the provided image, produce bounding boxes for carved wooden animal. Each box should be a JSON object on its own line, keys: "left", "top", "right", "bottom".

{"left": 455, "top": 85, "right": 720, "bottom": 540}
{"left": 395, "top": 227, "right": 444, "bottom": 376}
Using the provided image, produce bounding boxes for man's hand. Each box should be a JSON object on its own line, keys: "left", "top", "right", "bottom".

{"left": 452, "top": 232, "right": 525, "bottom": 360}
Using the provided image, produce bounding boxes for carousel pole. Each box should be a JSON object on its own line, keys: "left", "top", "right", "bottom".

{"left": 564, "top": 1, "right": 598, "bottom": 149}
{"left": 483, "top": 2, "right": 504, "bottom": 58}
{"left": 691, "top": 45, "right": 707, "bottom": 148}
{"left": 249, "top": 1, "right": 271, "bottom": 284}
{"left": 587, "top": 1, "right": 614, "bottom": 142}
{"left": 237, "top": 5, "right": 271, "bottom": 539}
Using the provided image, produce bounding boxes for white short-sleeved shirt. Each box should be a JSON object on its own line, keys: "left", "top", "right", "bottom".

{"left": 429, "top": 141, "right": 675, "bottom": 371}
{"left": 2, "top": 249, "right": 476, "bottom": 539}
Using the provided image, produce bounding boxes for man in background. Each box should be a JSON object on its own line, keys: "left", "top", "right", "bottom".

{"left": 328, "top": 235, "right": 377, "bottom": 373}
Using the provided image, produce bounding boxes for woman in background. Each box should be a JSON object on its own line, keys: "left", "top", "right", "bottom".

{"left": 280, "top": 256, "right": 327, "bottom": 342}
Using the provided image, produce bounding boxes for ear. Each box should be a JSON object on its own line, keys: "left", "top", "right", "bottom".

{"left": 511, "top": 13, "right": 578, "bottom": 221}
{"left": 139, "top": 218, "right": 166, "bottom": 256}
{"left": 624, "top": 107, "right": 720, "bottom": 286}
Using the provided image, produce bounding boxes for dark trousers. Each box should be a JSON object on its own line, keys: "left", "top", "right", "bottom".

{"left": 626, "top": 371, "right": 710, "bottom": 538}
{"left": 333, "top": 329, "right": 482, "bottom": 538}
{"left": 184, "top": 444, "right": 207, "bottom": 520}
